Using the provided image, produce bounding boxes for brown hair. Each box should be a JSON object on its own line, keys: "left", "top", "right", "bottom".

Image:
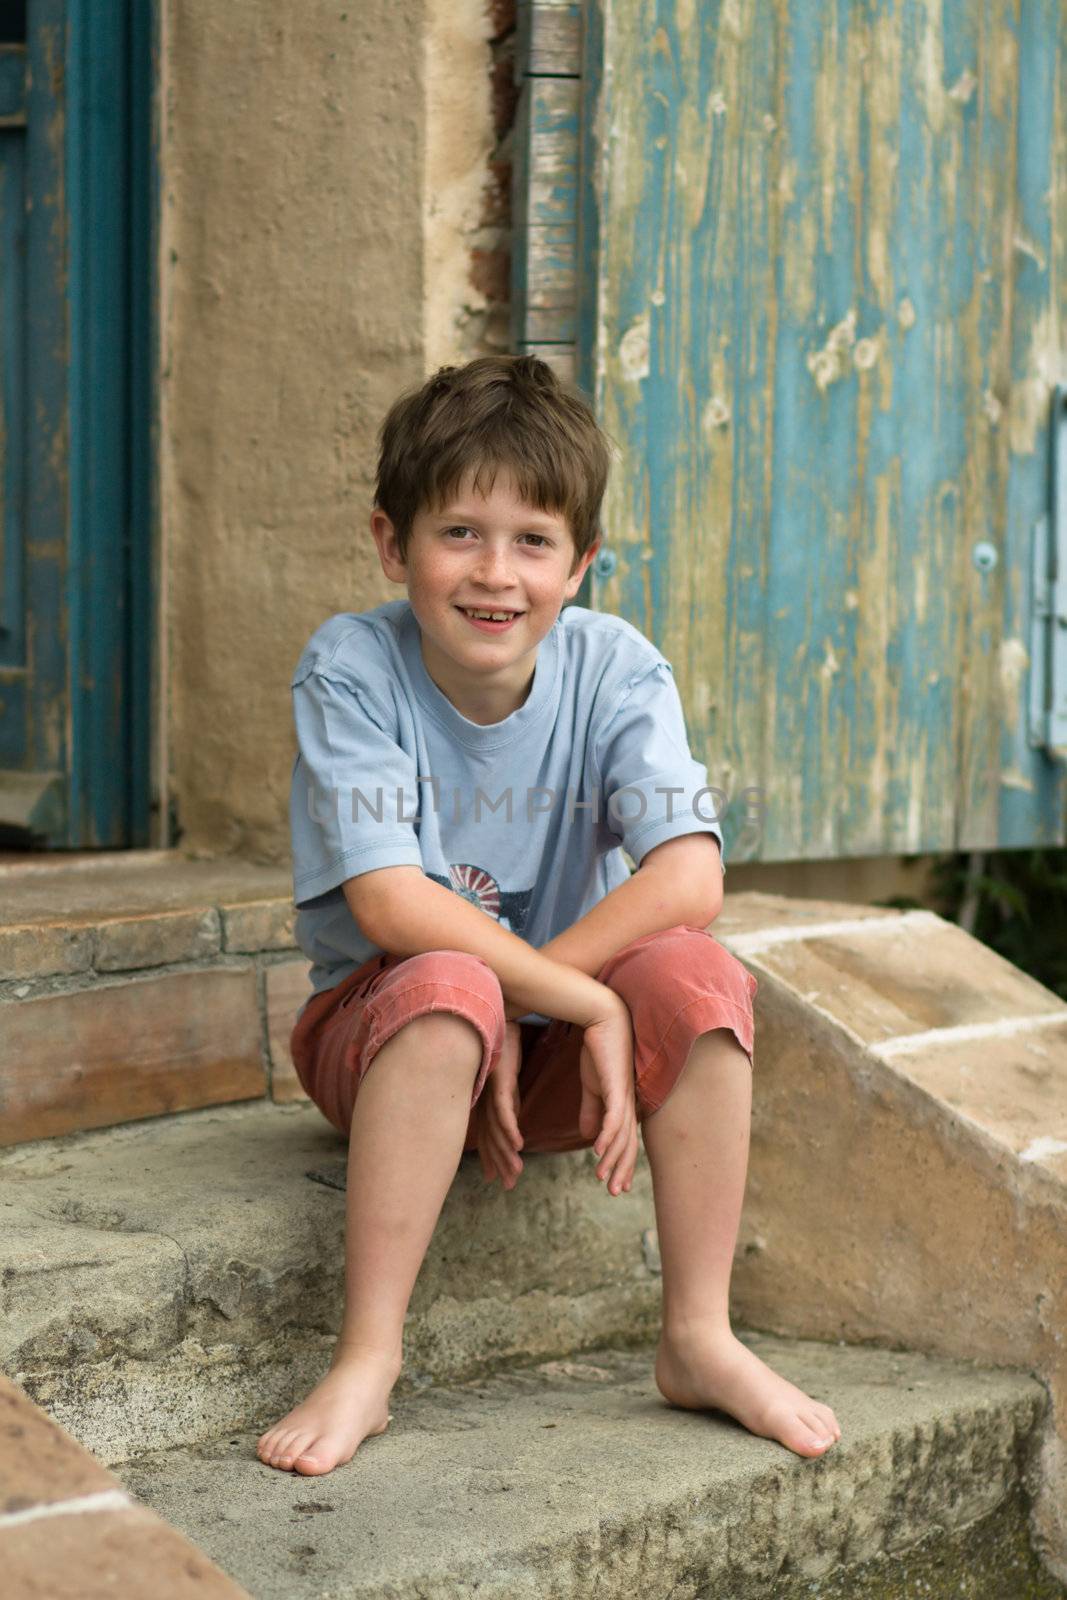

{"left": 374, "top": 355, "right": 612, "bottom": 573}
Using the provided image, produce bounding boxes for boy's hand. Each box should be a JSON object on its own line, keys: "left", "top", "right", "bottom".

{"left": 577, "top": 996, "right": 639, "bottom": 1197}
{"left": 477, "top": 1021, "right": 525, "bottom": 1190}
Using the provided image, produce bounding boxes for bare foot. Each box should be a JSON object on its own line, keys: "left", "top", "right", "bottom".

{"left": 655, "top": 1325, "right": 842, "bottom": 1459}
{"left": 256, "top": 1348, "right": 401, "bottom": 1475}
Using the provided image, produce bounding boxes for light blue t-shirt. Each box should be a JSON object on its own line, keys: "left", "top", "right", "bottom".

{"left": 289, "top": 599, "right": 725, "bottom": 1022}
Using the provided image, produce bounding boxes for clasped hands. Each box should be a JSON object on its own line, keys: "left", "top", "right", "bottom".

{"left": 475, "top": 994, "right": 638, "bottom": 1197}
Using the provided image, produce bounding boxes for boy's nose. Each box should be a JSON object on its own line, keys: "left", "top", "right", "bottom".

{"left": 473, "top": 550, "right": 515, "bottom": 584}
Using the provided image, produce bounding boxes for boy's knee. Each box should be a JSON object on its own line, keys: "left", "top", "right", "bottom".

{"left": 363, "top": 951, "right": 504, "bottom": 1076}
{"left": 603, "top": 923, "right": 753, "bottom": 1004}
{"left": 397, "top": 1009, "right": 485, "bottom": 1063}
{"left": 388, "top": 948, "right": 502, "bottom": 996}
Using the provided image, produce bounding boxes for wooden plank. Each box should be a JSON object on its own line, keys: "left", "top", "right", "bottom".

{"left": 512, "top": 76, "right": 580, "bottom": 348}
{"left": 523, "top": 76, "right": 579, "bottom": 228}
{"left": 999, "top": 0, "right": 1067, "bottom": 839}
{"left": 582, "top": 0, "right": 1066, "bottom": 865}
{"left": 514, "top": 222, "right": 577, "bottom": 342}
{"left": 0, "top": 44, "right": 26, "bottom": 124}
{"left": 0, "top": 84, "right": 27, "bottom": 675}
{"left": 511, "top": 7, "right": 582, "bottom": 399}
{"left": 517, "top": 2, "right": 582, "bottom": 82}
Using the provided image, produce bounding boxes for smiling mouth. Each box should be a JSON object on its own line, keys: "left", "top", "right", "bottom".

{"left": 455, "top": 606, "right": 524, "bottom": 620}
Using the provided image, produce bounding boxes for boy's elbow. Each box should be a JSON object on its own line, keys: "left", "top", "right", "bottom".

{"left": 342, "top": 867, "right": 422, "bottom": 944}
{"left": 641, "top": 834, "right": 724, "bottom": 927}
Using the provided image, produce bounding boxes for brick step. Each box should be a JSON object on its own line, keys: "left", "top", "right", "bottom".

{"left": 0, "top": 851, "right": 312, "bottom": 1145}
{"left": 117, "top": 1339, "right": 1058, "bottom": 1600}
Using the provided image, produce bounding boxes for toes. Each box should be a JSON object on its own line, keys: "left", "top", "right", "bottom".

{"left": 294, "top": 1434, "right": 339, "bottom": 1475}
{"left": 812, "top": 1407, "right": 841, "bottom": 1443}
{"left": 270, "top": 1429, "right": 304, "bottom": 1467}
{"left": 801, "top": 1421, "right": 836, "bottom": 1452}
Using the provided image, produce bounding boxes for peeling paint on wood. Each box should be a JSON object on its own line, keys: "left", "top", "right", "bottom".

{"left": 576, "top": 0, "right": 1067, "bottom": 864}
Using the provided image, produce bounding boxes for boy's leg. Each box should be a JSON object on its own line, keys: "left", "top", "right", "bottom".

{"left": 592, "top": 925, "right": 841, "bottom": 1458}
{"left": 258, "top": 1011, "right": 483, "bottom": 1475}
{"left": 642, "top": 1025, "right": 841, "bottom": 1457}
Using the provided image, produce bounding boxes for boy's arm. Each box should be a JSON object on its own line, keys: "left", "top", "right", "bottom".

{"left": 526, "top": 834, "right": 723, "bottom": 1010}
{"left": 345, "top": 834, "right": 723, "bottom": 1026}
{"left": 343, "top": 870, "right": 627, "bottom": 1029}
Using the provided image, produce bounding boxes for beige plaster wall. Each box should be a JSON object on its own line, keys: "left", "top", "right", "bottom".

{"left": 158, "top": 0, "right": 508, "bottom": 862}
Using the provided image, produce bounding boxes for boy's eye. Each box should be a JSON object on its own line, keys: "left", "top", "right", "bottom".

{"left": 443, "top": 526, "right": 551, "bottom": 548}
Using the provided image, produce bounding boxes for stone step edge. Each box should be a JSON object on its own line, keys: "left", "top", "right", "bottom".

{"left": 0, "top": 895, "right": 297, "bottom": 988}
{"left": 0, "top": 1372, "right": 250, "bottom": 1598}
{"left": 117, "top": 1337, "right": 1053, "bottom": 1600}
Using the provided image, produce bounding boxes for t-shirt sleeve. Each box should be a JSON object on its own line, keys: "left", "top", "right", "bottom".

{"left": 290, "top": 664, "right": 424, "bottom": 906}
{"left": 592, "top": 660, "right": 726, "bottom": 874}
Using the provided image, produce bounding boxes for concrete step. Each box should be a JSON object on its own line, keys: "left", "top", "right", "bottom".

{"left": 117, "top": 1338, "right": 1059, "bottom": 1600}
{"left": 2, "top": 1100, "right": 667, "bottom": 1463}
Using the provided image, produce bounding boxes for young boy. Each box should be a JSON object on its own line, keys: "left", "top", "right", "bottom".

{"left": 258, "top": 355, "right": 841, "bottom": 1476}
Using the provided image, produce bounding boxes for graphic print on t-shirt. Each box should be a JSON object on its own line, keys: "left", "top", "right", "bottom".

{"left": 427, "top": 865, "right": 534, "bottom": 936}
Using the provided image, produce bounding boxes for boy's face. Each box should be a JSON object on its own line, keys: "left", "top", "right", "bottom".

{"left": 370, "top": 469, "right": 599, "bottom": 723}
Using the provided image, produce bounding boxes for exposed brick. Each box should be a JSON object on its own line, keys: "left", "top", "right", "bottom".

{"left": 0, "top": 923, "right": 95, "bottom": 982}
{"left": 265, "top": 959, "right": 313, "bottom": 1103}
{"left": 488, "top": 0, "right": 517, "bottom": 41}
{"left": 220, "top": 897, "right": 295, "bottom": 953}
{"left": 470, "top": 246, "right": 510, "bottom": 305}
{"left": 480, "top": 157, "right": 511, "bottom": 227}
{"left": 94, "top": 908, "right": 221, "bottom": 972}
{"left": 490, "top": 51, "right": 520, "bottom": 139}
{"left": 0, "top": 968, "right": 266, "bottom": 1146}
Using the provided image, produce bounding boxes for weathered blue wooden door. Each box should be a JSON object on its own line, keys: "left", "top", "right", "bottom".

{"left": 518, "top": 0, "right": 1067, "bottom": 865}
{"left": 0, "top": 0, "right": 153, "bottom": 849}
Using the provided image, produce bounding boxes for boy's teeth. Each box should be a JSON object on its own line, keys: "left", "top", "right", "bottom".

{"left": 464, "top": 609, "right": 516, "bottom": 620}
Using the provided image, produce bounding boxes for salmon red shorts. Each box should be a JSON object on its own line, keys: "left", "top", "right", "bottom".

{"left": 288, "top": 923, "right": 758, "bottom": 1154}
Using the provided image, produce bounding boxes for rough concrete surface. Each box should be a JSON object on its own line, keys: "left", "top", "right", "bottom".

{"left": 0, "top": 1100, "right": 663, "bottom": 1462}
{"left": 118, "top": 1339, "right": 1053, "bottom": 1600}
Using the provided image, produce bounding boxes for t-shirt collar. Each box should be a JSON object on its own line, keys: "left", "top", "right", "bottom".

{"left": 399, "top": 602, "right": 560, "bottom": 750}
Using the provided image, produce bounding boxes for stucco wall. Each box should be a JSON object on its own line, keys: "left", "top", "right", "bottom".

{"left": 159, "top": 0, "right": 510, "bottom": 861}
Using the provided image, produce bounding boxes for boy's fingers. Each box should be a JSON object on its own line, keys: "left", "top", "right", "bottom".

{"left": 597, "top": 1107, "right": 638, "bottom": 1189}
{"left": 491, "top": 1082, "right": 523, "bottom": 1149}
{"left": 486, "top": 1114, "right": 522, "bottom": 1178}
{"left": 489, "top": 1125, "right": 520, "bottom": 1175}
{"left": 496, "top": 1097, "right": 523, "bottom": 1151}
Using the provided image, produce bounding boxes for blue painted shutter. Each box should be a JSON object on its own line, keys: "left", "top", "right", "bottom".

{"left": 571, "top": 0, "right": 1066, "bottom": 864}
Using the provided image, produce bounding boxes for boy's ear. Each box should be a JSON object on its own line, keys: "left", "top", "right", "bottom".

{"left": 564, "top": 536, "right": 600, "bottom": 597}
{"left": 370, "top": 507, "right": 407, "bottom": 585}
